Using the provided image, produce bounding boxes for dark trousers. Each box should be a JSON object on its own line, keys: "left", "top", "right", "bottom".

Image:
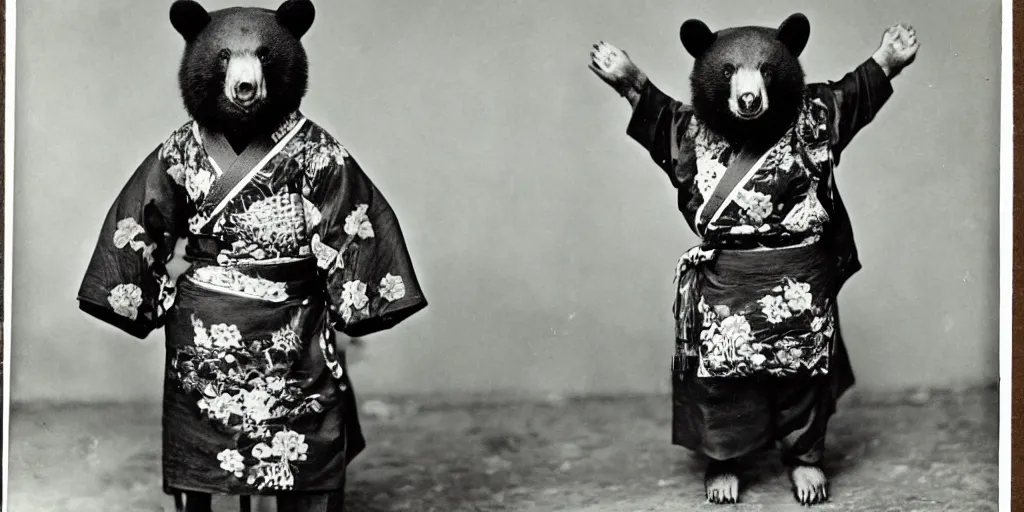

{"left": 671, "top": 336, "right": 855, "bottom": 464}
{"left": 174, "top": 490, "right": 346, "bottom": 512}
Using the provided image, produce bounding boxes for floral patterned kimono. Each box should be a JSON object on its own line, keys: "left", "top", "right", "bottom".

{"left": 77, "top": 112, "right": 427, "bottom": 497}
{"left": 625, "top": 58, "right": 893, "bottom": 462}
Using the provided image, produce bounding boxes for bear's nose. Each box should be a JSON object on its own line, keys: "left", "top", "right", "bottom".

{"left": 235, "top": 81, "right": 256, "bottom": 100}
{"left": 738, "top": 93, "right": 762, "bottom": 113}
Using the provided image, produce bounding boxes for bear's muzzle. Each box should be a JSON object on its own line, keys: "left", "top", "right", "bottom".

{"left": 224, "top": 54, "right": 266, "bottom": 112}
{"left": 729, "top": 68, "right": 769, "bottom": 120}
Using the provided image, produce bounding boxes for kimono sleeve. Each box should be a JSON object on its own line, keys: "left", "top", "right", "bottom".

{"left": 77, "top": 146, "right": 184, "bottom": 339}
{"left": 820, "top": 58, "right": 894, "bottom": 162}
{"left": 307, "top": 152, "right": 427, "bottom": 338}
{"left": 624, "top": 79, "right": 696, "bottom": 188}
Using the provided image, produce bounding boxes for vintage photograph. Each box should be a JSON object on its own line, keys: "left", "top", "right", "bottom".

{"left": 3, "top": 0, "right": 1006, "bottom": 510}
{"left": 0, "top": 0, "right": 6, "bottom": 505}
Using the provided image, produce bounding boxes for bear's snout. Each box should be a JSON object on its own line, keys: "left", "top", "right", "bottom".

{"left": 728, "top": 68, "right": 769, "bottom": 120}
{"left": 223, "top": 54, "right": 266, "bottom": 111}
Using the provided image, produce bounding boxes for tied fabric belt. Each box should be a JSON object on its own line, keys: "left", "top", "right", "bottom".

{"left": 180, "top": 257, "right": 350, "bottom": 390}
{"left": 183, "top": 256, "right": 322, "bottom": 303}
{"left": 183, "top": 235, "right": 321, "bottom": 298}
{"left": 671, "top": 236, "right": 835, "bottom": 378}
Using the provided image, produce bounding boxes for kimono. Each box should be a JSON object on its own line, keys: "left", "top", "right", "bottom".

{"left": 624, "top": 58, "right": 893, "bottom": 463}
{"left": 77, "top": 111, "right": 427, "bottom": 501}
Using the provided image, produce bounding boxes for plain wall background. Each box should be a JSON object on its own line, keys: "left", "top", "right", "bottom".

{"left": 11, "top": 0, "right": 1000, "bottom": 403}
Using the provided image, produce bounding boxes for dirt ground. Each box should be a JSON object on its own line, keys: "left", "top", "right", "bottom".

{"left": 7, "top": 386, "right": 998, "bottom": 512}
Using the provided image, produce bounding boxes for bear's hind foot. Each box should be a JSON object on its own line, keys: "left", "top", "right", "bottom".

{"left": 788, "top": 464, "right": 829, "bottom": 506}
{"left": 704, "top": 459, "right": 741, "bottom": 504}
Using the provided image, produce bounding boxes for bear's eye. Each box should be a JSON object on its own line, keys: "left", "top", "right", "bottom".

{"left": 256, "top": 47, "right": 270, "bottom": 63}
{"left": 218, "top": 49, "right": 231, "bottom": 62}
{"left": 723, "top": 64, "right": 736, "bottom": 77}
{"left": 761, "top": 66, "right": 773, "bottom": 82}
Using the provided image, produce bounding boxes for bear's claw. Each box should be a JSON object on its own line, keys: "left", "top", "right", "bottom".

{"left": 789, "top": 465, "right": 829, "bottom": 506}
{"left": 704, "top": 460, "right": 740, "bottom": 505}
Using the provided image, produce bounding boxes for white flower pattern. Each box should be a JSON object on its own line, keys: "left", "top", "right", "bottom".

{"left": 240, "top": 388, "right": 277, "bottom": 423}
{"left": 210, "top": 323, "right": 243, "bottom": 349}
{"left": 166, "top": 163, "right": 186, "bottom": 186}
{"left": 781, "top": 193, "right": 830, "bottom": 234}
{"left": 272, "top": 430, "right": 309, "bottom": 462}
{"left": 177, "top": 316, "right": 330, "bottom": 491}
{"left": 338, "top": 280, "right": 369, "bottom": 322}
{"left": 201, "top": 393, "right": 243, "bottom": 423}
{"left": 783, "top": 280, "right": 813, "bottom": 312}
{"left": 695, "top": 160, "right": 727, "bottom": 199}
{"left": 112, "top": 217, "right": 158, "bottom": 265}
{"left": 719, "top": 315, "right": 752, "bottom": 345}
{"left": 310, "top": 234, "right": 339, "bottom": 270}
{"left": 108, "top": 283, "right": 144, "bottom": 320}
{"left": 343, "top": 204, "right": 374, "bottom": 239}
{"left": 694, "top": 277, "right": 831, "bottom": 377}
{"left": 218, "top": 449, "right": 246, "bottom": 478}
{"left": 734, "top": 189, "right": 774, "bottom": 225}
{"left": 185, "top": 167, "right": 214, "bottom": 201}
{"left": 113, "top": 218, "right": 146, "bottom": 249}
{"left": 378, "top": 274, "right": 406, "bottom": 302}
{"left": 758, "top": 294, "right": 792, "bottom": 324}
{"left": 691, "top": 124, "right": 730, "bottom": 199}
{"left": 253, "top": 443, "right": 274, "bottom": 461}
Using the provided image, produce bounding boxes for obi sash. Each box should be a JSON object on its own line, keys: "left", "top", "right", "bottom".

{"left": 178, "top": 255, "right": 349, "bottom": 388}
{"left": 672, "top": 238, "right": 837, "bottom": 379}
{"left": 183, "top": 255, "right": 321, "bottom": 303}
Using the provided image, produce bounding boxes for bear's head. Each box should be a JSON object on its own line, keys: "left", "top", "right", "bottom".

{"left": 681, "top": 13, "right": 810, "bottom": 145}
{"left": 170, "top": 0, "right": 315, "bottom": 151}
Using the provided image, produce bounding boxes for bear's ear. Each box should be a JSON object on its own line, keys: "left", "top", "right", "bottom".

{"left": 170, "top": 0, "right": 210, "bottom": 42}
{"left": 276, "top": 0, "right": 316, "bottom": 39}
{"left": 680, "top": 19, "right": 716, "bottom": 59}
{"left": 776, "top": 13, "right": 810, "bottom": 57}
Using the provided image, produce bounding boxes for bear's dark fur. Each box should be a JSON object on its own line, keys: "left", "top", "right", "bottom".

{"left": 170, "top": 0, "right": 315, "bottom": 153}
{"left": 681, "top": 14, "right": 810, "bottom": 147}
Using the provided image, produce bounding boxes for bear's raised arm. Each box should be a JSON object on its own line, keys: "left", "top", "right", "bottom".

{"left": 590, "top": 41, "right": 650, "bottom": 107}
{"left": 814, "top": 58, "right": 894, "bottom": 161}
{"left": 623, "top": 78, "right": 695, "bottom": 188}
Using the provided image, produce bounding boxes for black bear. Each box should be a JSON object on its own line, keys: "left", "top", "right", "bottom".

{"left": 590, "top": 14, "right": 918, "bottom": 506}
{"left": 171, "top": 0, "right": 313, "bottom": 154}
{"left": 683, "top": 15, "right": 810, "bottom": 147}
{"left": 77, "top": 2, "right": 427, "bottom": 511}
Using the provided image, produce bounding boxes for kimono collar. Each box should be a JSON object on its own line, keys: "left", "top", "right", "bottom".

{"left": 192, "top": 111, "right": 305, "bottom": 175}
{"left": 192, "top": 111, "right": 307, "bottom": 220}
